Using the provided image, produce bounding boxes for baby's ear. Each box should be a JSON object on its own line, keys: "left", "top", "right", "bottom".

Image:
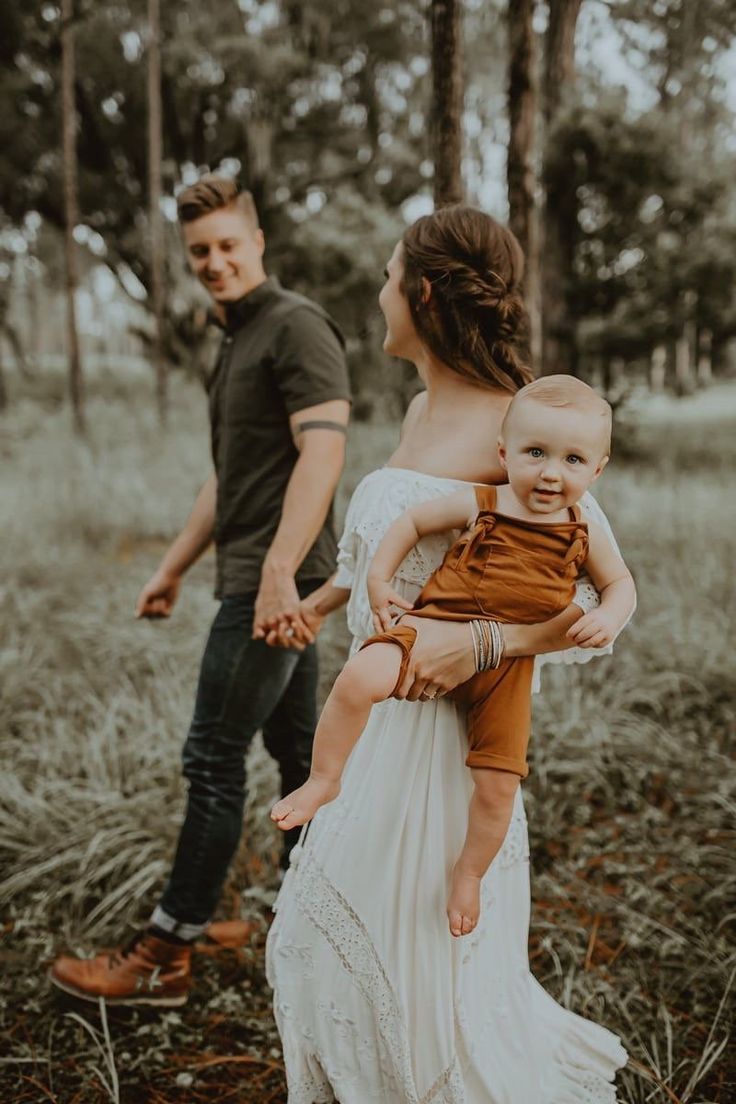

{"left": 497, "top": 437, "right": 508, "bottom": 470}
{"left": 591, "top": 454, "right": 609, "bottom": 481}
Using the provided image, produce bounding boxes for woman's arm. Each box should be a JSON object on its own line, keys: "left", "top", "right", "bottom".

{"left": 502, "top": 605, "right": 584, "bottom": 657}
{"left": 395, "top": 605, "right": 587, "bottom": 699}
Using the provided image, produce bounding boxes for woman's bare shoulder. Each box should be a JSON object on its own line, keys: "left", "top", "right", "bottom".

{"left": 400, "top": 390, "right": 427, "bottom": 438}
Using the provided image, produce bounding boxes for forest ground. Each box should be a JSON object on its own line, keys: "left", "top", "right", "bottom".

{"left": 1, "top": 374, "right": 734, "bottom": 1103}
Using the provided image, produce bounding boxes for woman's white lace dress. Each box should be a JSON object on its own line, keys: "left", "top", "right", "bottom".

{"left": 266, "top": 467, "right": 627, "bottom": 1104}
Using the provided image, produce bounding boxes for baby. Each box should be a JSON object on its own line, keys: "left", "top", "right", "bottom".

{"left": 271, "top": 375, "right": 636, "bottom": 936}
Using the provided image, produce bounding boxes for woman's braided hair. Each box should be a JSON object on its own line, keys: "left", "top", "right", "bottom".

{"left": 401, "top": 205, "right": 533, "bottom": 393}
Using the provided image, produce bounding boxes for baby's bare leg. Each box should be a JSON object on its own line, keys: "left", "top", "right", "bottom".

{"left": 271, "top": 642, "right": 403, "bottom": 831}
{"left": 447, "top": 768, "right": 520, "bottom": 937}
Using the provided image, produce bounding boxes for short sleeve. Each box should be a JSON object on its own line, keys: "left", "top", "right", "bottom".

{"left": 331, "top": 479, "right": 362, "bottom": 590}
{"left": 272, "top": 306, "right": 351, "bottom": 415}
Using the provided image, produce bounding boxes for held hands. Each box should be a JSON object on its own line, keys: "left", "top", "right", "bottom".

{"left": 566, "top": 608, "right": 618, "bottom": 649}
{"left": 252, "top": 564, "right": 302, "bottom": 642}
{"left": 261, "top": 595, "right": 326, "bottom": 651}
{"left": 367, "top": 574, "right": 413, "bottom": 633}
{"left": 135, "top": 569, "right": 182, "bottom": 619}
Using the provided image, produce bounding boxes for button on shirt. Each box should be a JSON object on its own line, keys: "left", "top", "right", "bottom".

{"left": 208, "top": 276, "right": 351, "bottom": 597}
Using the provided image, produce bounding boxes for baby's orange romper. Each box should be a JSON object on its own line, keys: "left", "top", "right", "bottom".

{"left": 362, "top": 485, "right": 589, "bottom": 777}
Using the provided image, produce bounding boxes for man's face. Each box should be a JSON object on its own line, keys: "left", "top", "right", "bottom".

{"left": 182, "top": 207, "right": 266, "bottom": 303}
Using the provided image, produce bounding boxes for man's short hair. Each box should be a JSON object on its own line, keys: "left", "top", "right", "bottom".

{"left": 176, "top": 175, "right": 259, "bottom": 229}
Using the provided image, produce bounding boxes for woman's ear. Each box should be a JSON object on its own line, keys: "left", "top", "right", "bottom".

{"left": 421, "top": 277, "right": 432, "bottom": 305}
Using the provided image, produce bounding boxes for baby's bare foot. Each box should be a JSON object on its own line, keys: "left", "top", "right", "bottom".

{"left": 447, "top": 868, "right": 482, "bottom": 938}
{"left": 270, "top": 777, "right": 341, "bottom": 831}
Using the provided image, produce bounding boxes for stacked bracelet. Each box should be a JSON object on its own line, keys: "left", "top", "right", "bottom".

{"left": 470, "top": 619, "right": 505, "bottom": 673}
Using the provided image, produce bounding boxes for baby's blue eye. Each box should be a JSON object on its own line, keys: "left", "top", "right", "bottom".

{"left": 566, "top": 454, "right": 584, "bottom": 465}
{"left": 528, "top": 447, "right": 544, "bottom": 458}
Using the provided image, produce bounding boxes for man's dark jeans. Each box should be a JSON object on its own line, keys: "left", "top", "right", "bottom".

{"left": 154, "top": 585, "right": 321, "bottom": 937}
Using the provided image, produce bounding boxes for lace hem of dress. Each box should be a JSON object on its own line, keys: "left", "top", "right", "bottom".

{"left": 548, "top": 1020, "right": 627, "bottom": 1103}
{"left": 293, "top": 850, "right": 465, "bottom": 1104}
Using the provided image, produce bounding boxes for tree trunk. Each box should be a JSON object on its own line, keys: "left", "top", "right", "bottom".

{"left": 507, "top": 0, "right": 539, "bottom": 368}
{"left": 650, "top": 344, "right": 667, "bottom": 392}
{"left": 147, "top": 0, "right": 167, "bottom": 421}
{"left": 697, "top": 328, "right": 713, "bottom": 386}
{"left": 61, "top": 0, "right": 85, "bottom": 433}
{"left": 245, "top": 113, "right": 274, "bottom": 226}
{"left": 541, "top": 0, "right": 582, "bottom": 376}
{"left": 543, "top": 0, "right": 581, "bottom": 124}
{"left": 431, "top": 0, "right": 464, "bottom": 208}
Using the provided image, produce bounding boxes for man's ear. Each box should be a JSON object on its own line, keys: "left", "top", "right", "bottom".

{"left": 590, "top": 454, "right": 609, "bottom": 483}
{"left": 255, "top": 228, "right": 266, "bottom": 255}
{"left": 497, "top": 437, "right": 508, "bottom": 470}
{"left": 421, "top": 277, "right": 432, "bottom": 305}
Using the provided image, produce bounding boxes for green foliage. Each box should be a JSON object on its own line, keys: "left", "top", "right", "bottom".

{"left": 544, "top": 89, "right": 736, "bottom": 361}
{"left": 0, "top": 1, "right": 429, "bottom": 304}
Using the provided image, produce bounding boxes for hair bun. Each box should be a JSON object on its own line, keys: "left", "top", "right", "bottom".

{"left": 401, "top": 205, "right": 534, "bottom": 392}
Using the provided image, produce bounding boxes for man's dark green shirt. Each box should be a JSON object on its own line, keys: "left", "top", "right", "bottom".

{"left": 208, "top": 276, "right": 350, "bottom": 597}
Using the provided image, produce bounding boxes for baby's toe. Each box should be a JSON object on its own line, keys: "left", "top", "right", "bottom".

{"left": 448, "top": 912, "right": 463, "bottom": 937}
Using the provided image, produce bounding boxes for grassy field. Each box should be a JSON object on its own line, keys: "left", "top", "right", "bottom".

{"left": 1, "top": 374, "right": 734, "bottom": 1103}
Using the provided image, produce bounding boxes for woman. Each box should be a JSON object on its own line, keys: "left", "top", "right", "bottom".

{"left": 265, "top": 207, "right": 628, "bottom": 1102}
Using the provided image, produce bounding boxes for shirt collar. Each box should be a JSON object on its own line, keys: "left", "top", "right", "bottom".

{"left": 218, "top": 275, "right": 280, "bottom": 332}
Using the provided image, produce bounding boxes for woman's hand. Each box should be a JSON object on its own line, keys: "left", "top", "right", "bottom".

{"left": 367, "top": 575, "right": 413, "bottom": 633}
{"left": 394, "top": 617, "right": 476, "bottom": 701}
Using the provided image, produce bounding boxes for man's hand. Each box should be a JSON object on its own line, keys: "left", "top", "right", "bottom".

{"left": 367, "top": 575, "right": 413, "bottom": 633}
{"left": 566, "top": 608, "right": 618, "bottom": 649}
{"left": 395, "top": 617, "right": 476, "bottom": 701}
{"left": 253, "top": 564, "right": 301, "bottom": 641}
{"left": 135, "top": 569, "right": 182, "bottom": 619}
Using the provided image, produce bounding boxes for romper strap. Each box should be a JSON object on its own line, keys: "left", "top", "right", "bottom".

{"left": 568, "top": 502, "right": 583, "bottom": 522}
{"left": 474, "top": 484, "right": 498, "bottom": 515}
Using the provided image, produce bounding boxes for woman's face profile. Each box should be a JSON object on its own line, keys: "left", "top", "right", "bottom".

{"left": 378, "top": 242, "right": 419, "bottom": 360}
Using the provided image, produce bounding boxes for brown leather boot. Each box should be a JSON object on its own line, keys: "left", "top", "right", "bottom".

{"left": 48, "top": 932, "right": 191, "bottom": 1006}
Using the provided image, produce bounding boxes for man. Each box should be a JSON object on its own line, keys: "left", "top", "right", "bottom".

{"left": 49, "top": 176, "right": 351, "bottom": 1005}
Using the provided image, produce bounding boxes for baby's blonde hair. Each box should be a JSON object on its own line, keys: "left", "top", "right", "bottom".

{"left": 503, "top": 374, "right": 612, "bottom": 454}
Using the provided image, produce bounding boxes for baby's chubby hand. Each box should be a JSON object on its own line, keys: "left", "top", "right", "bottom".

{"left": 566, "top": 608, "right": 618, "bottom": 649}
{"left": 367, "top": 574, "right": 413, "bottom": 633}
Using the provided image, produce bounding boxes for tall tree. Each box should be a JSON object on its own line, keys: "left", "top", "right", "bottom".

{"left": 147, "top": 0, "right": 167, "bottom": 421}
{"left": 431, "top": 0, "right": 464, "bottom": 207}
{"left": 507, "top": 0, "right": 539, "bottom": 365}
{"left": 60, "top": 0, "right": 85, "bottom": 433}
{"left": 541, "top": 0, "right": 582, "bottom": 375}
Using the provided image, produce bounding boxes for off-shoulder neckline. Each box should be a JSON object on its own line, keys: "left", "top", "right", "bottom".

{"left": 381, "top": 464, "right": 491, "bottom": 488}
